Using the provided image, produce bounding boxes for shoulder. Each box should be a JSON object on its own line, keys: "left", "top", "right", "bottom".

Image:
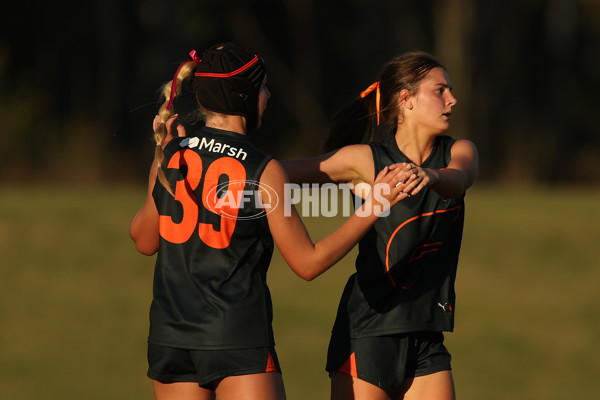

{"left": 260, "top": 159, "right": 287, "bottom": 187}
{"left": 437, "top": 135, "right": 477, "bottom": 151}
{"left": 436, "top": 135, "right": 477, "bottom": 164}
{"left": 450, "top": 139, "right": 478, "bottom": 158}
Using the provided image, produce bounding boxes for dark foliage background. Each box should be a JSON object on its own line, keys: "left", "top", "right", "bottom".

{"left": 1, "top": 0, "right": 598, "bottom": 185}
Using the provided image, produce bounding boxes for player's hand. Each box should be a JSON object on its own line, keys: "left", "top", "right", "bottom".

{"left": 153, "top": 114, "right": 187, "bottom": 148}
{"left": 366, "top": 166, "right": 413, "bottom": 216}
{"left": 389, "top": 162, "right": 436, "bottom": 196}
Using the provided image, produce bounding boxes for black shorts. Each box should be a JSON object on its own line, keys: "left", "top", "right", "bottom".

{"left": 147, "top": 343, "right": 282, "bottom": 390}
{"left": 326, "top": 331, "right": 451, "bottom": 397}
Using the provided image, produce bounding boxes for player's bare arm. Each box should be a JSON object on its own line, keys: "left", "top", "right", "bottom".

{"left": 261, "top": 159, "right": 410, "bottom": 281}
{"left": 399, "top": 139, "right": 478, "bottom": 198}
{"left": 129, "top": 116, "right": 185, "bottom": 256}
{"left": 130, "top": 160, "right": 160, "bottom": 255}
{"left": 281, "top": 144, "right": 375, "bottom": 187}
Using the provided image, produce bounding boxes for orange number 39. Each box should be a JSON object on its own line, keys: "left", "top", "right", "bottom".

{"left": 159, "top": 149, "right": 246, "bottom": 249}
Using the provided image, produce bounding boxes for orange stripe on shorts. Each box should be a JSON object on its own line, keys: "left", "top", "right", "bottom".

{"left": 265, "top": 351, "right": 278, "bottom": 372}
{"left": 338, "top": 352, "right": 358, "bottom": 378}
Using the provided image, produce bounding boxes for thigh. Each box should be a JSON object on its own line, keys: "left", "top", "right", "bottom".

{"left": 330, "top": 371, "right": 391, "bottom": 400}
{"left": 152, "top": 380, "right": 215, "bottom": 400}
{"left": 398, "top": 370, "right": 455, "bottom": 400}
{"left": 215, "top": 372, "right": 286, "bottom": 400}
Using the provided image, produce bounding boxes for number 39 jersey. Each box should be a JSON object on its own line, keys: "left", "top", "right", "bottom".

{"left": 150, "top": 126, "right": 275, "bottom": 350}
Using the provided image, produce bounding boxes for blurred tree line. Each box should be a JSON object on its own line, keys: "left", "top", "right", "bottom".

{"left": 1, "top": 0, "right": 598, "bottom": 185}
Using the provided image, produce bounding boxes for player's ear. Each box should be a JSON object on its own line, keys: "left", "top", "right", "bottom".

{"left": 398, "top": 89, "right": 413, "bottom": 110}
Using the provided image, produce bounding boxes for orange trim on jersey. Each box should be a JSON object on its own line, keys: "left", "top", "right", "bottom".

{"left": 385, "top": 206, "right": 462, "bottom": 291}
{"left": 409, "top": 242, "right": 445, "bottom": 262}
{"left": 338, "top": 352, "right": 358, "bottom": 378}
{"left": 265, "top": 351, "right": 278, "bottom": 373}
{"left": 400, "top": 281, "right": 416, "bottom": 290}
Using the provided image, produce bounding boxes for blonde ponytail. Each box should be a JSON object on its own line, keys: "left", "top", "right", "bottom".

{"left": 153, "top": 62, "right": 197, "bottom": 196}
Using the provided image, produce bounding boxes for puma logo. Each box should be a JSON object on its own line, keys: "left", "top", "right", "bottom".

{"left": 437, "top": 302, "right": 448, "bottom": 311}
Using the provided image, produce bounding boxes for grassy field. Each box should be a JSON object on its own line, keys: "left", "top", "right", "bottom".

{"left": 0, "top": 185, "right": 599, "bottom": 399}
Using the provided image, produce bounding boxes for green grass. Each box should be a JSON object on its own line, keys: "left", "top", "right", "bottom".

{"left": 0, "top": 185, "right": 599, "bottom": 399}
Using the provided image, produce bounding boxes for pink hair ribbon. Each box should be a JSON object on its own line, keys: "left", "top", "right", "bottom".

{"left": 360, "top": 81, "right": 381, "bottom": 125}
{"left": 166, "top": 50, "right": 202, "bottom": 110}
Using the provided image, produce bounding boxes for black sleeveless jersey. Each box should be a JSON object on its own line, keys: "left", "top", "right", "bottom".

{"left": 149, "top": 126, "right": 274, "bottom": 350}
{"left": 332, "top": 135, "right": 465, "bottom": 338}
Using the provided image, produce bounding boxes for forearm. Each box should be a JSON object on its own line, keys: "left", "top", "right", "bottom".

{"left": 130, "top": 197, "right": 159, "bottom": 255}
{"left": 427, "top": 167, "right": 471, "bottom": 198}
{"left": 269, "top": 160, "right": 407, "bottom": 281}
{"left": 287, "top": 178, "right": 403, "bottom": 281}
{"left": 292, "top": 201, "right": 378, "bottom": 281}
{"left": 130, "top": 162, "right": 160, "bottom": 255}
{"left": 416, "top": 140, "right": 478, "bottom": 198}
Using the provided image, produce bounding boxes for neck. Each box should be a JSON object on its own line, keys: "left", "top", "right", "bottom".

{"left": 205, "top": 114, "right": 247, "bottom": 135}
{"left": 394, "top": 123, "right": 437, "bottom": 165}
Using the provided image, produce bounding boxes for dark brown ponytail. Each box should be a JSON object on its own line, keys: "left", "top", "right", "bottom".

{"left": 323, "top": 94, "right": 377, "bottom": 153}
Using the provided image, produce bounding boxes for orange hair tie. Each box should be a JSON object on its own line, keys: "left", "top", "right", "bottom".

{"left": 360, "top": 81, "right": 380, "bottom": 125}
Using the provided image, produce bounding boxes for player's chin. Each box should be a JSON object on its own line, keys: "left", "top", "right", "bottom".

{"left": 432, "top": 126, "right": 449, "bottom": 135}
{"left": 438, "top": 119, "right": 451, "bottom": 132}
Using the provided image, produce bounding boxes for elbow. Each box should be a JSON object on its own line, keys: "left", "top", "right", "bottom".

{"left": 289, "top": 263, "right": 322, "bottom": 281}
{"left": 432, "top": 185, "right": 464, "bottom": 199}
{"left": 135, "top": 243, "right": 158, "bottom": 256}
{"left": 130, "top": 232, "right": 158, "bottom": 256}
{"left": 300, "top": 272, "right": 318, "bottom": 282}
{"left": 135, "top": 244, "right": 158, "bottom": 256}
{"left": 433, "top": 171, "right": 473, "bottom": 198}
{"left": 283, "top": 250, "right": 331, "bottom": 281}
{"left": 293, "top": 269, "right": 319, "bottom": 281}
{"left": 449, "top": 175, "right": 476, "bottom": 198}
